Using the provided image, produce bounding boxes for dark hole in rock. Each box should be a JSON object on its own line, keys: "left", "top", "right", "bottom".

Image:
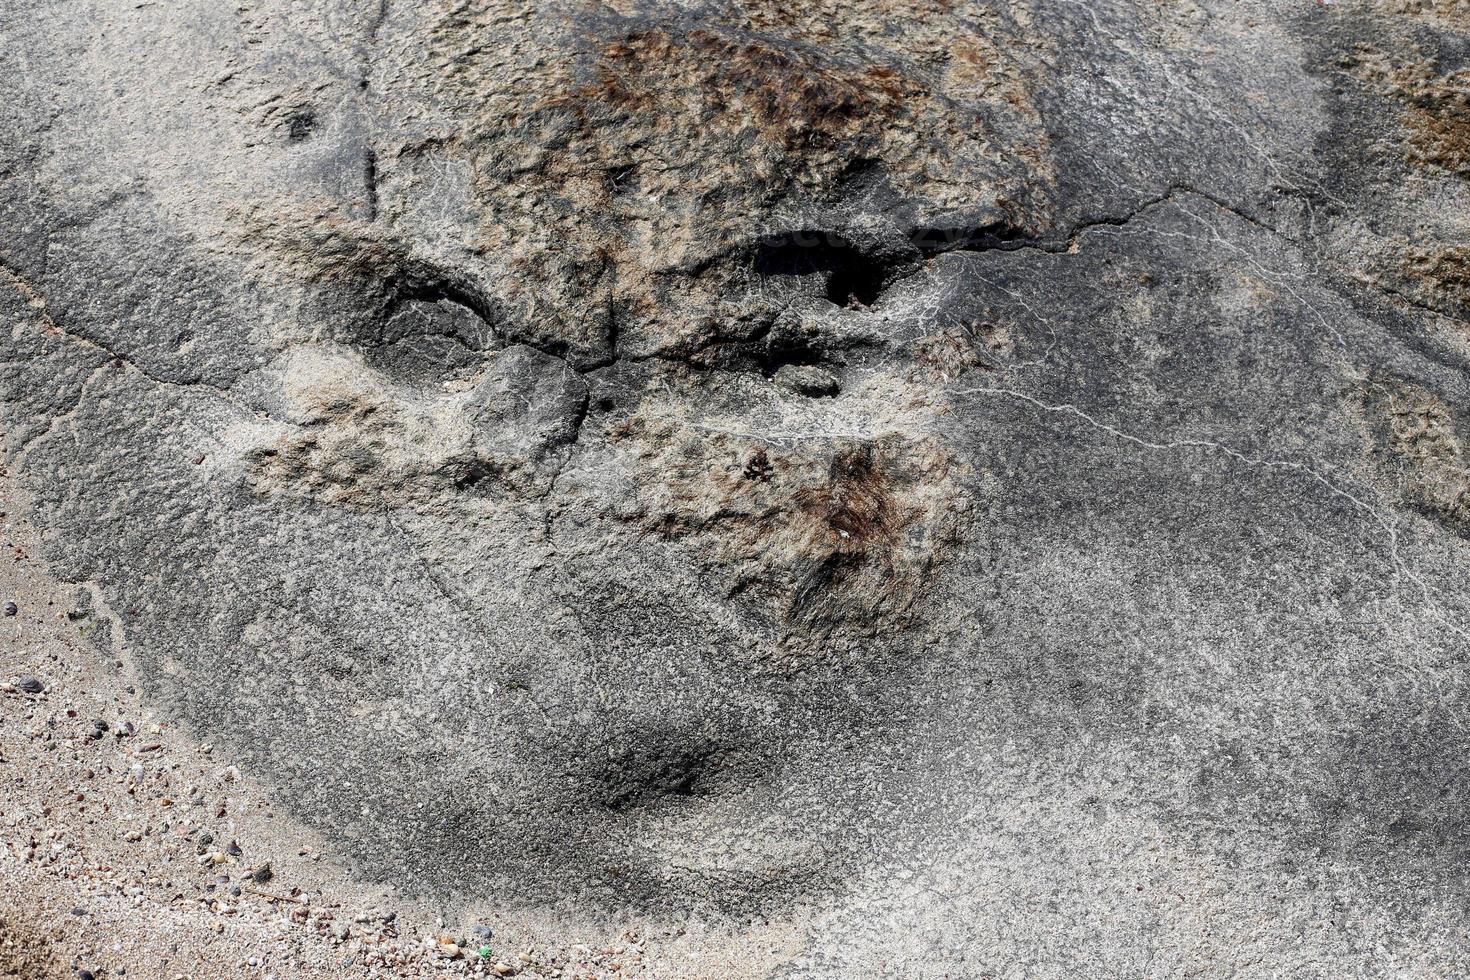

{"left": 752, "top": 231, "right": 889, "bottom": 308}
{"left": 907, "top": 218, "right": 1030, "bottom": 256}
{"left": 606, "top": 163, "right": 638, "bottom": 194}
{"left": 453, "top": 461, "right": 493, "bottom": 491}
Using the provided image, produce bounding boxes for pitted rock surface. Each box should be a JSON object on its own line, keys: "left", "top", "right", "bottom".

{"left": 9, "top": 0, "right": 1470, "bottom": 975}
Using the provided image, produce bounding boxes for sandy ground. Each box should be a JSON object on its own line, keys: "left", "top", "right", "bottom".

{"left": 0, "top": 464, "right": 789, "bottom": 980}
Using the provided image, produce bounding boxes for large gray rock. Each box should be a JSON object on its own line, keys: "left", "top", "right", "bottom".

{"left": 6, "top": 0, "right": 1470, "bottom": 973}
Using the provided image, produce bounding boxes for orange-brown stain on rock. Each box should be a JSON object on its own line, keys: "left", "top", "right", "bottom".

{"left": 613, "top": 414, "right": 967, "bottom": 648}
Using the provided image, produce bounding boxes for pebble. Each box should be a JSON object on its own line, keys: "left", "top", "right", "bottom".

{"left": 3, "top": 601, "right": 17, "bottom": 616}
{"left": 16, "top": 675, "right": 44, "bottom": 694}
{"left": 251, "top": 862, "right": 273, "bottom": 883}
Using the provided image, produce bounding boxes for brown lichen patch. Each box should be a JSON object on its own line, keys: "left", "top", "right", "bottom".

{"left": 1379, "top": 0, "right": 1470, "bottom": 31}
{"left": 1403, "top": 245, "right": 1470, "bottom": 314}
{"left": 735, "top": 0, "right": 955, "bottom": 39}
{"left": 546, "top": 20, "right": 1045, "bottom": 215}
{"left": 610, "top": 414, "right": 967, "bottom": 647}
{"left": 1399, "top": 68, "right": 1470, "bottom": 173}
{"left": 729, "top": 0, "right": 1038, "bottom": 122}
{"left": 332, "top": 2, "right": 1056, "bottom": 363}
{"left": 1341, "top": 50, "right": 1470, "bottom": 175}
{"left": 588, "top": 29, "right": 875, "bottom": 155}
{"left": 467, "top": 16, "right": 1044, "bottom": 350}
{"left": 1374, "top": 382, "right": 1470, "bottom": 527}
{"left": 911, "top": 329, "right": 992, "bottom": 381}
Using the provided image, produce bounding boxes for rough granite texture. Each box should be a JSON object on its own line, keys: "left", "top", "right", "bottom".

{"left": 7, "top": 0, "right": 1470, "bottom": 975}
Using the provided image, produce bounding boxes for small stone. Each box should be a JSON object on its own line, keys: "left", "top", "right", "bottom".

{"left": 196, "top": 830, "right": 213, "bottom": 846}
{"left": 250, "top": 862, "right": 273, "bottom": 883}
{"left": 472, "top": 924, "right": 493, "bottom": 939}
{"left": 15, "top": 676, "right": 43, "bottom": 694}
{"left": 79, "top": 971, "right": 95, "bottom": 980}
{"left": 3, "top": 601, "right": 16, "bottom": 616}
{"left": 226, "top": 840, "right": 242, "bottom": 856}
{"left": 773, "top": 363, "right": 839, "bottom": 398}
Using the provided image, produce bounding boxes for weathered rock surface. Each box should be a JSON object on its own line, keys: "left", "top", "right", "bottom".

{"left": 8, "top": 0, "right": 1470, "bottom": 974}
